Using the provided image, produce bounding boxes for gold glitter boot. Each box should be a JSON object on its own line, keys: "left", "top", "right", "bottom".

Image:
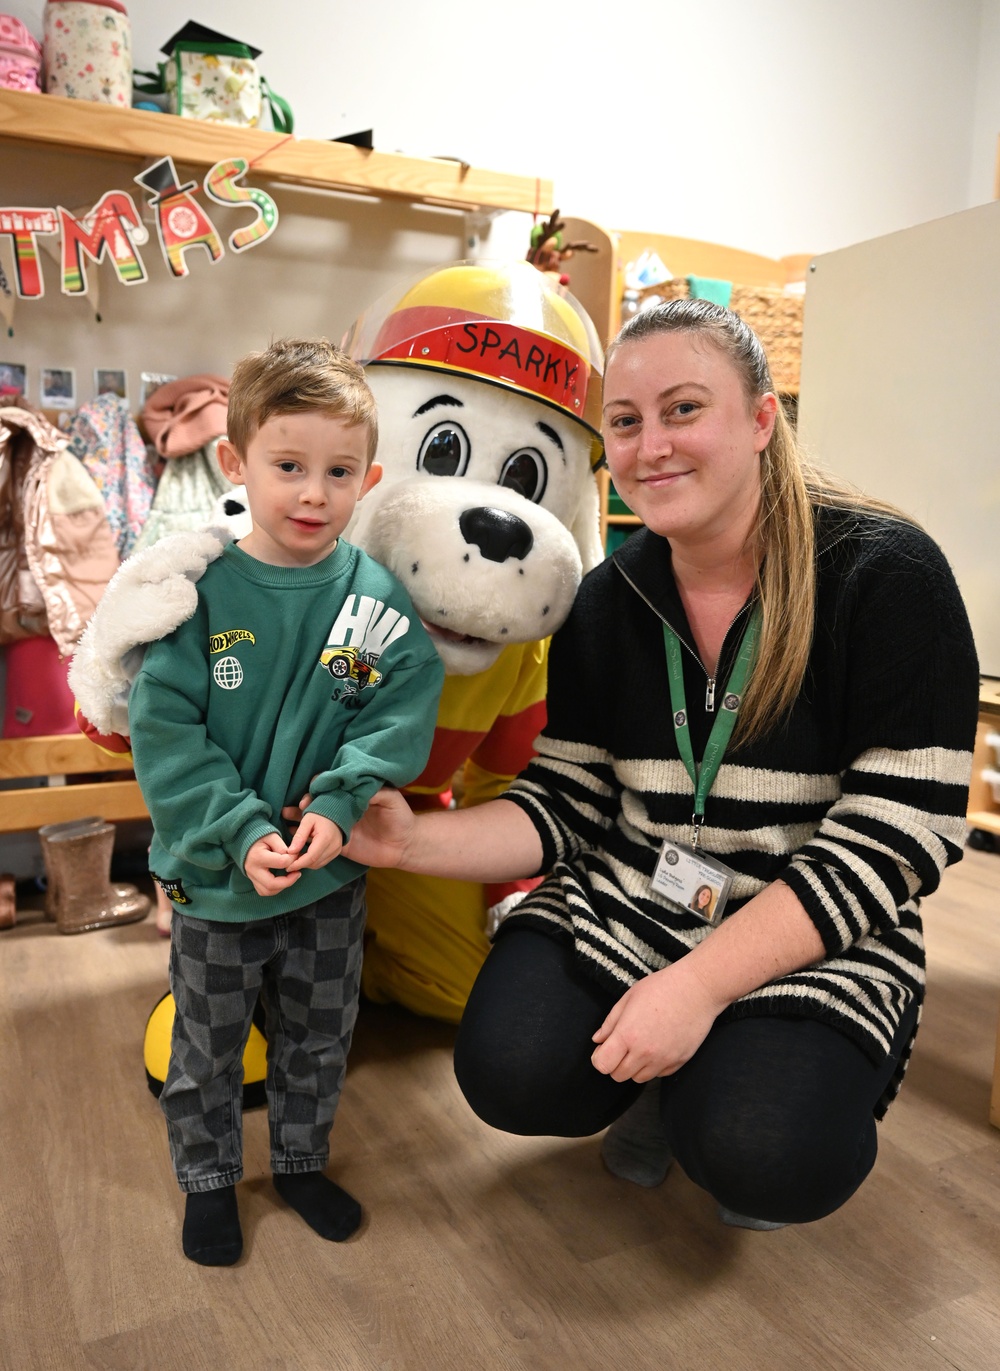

{"left": 39, "top": 820, "right": 149, "bottom": 934}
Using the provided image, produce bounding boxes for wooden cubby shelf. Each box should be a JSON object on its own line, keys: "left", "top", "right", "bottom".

{"left": 969, "top": 678, "right": 1000, "bottom": 838}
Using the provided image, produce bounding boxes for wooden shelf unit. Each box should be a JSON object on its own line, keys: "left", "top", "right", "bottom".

{"left": 556, "top": 215, "right": 809, "bottom": 365}
{"left": 969, "top": 677, "right": 1000, "bottom": 839}
{"left": 0, "top": 87, "right": 553, "bottom": 215}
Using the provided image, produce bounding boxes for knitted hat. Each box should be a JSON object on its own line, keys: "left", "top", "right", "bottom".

{"left": 141, "top": 374, "right": 229, "bottom": 458}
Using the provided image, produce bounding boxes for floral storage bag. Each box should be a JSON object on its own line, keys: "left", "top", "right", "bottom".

{"left": 0, "top": 15, "right": 42, "bottom": 92}
{"left": 149, "top": 21, "right": 293, "bottom": 132}
{"left": 43, "top": 0, "right": 131, "bottom": 106}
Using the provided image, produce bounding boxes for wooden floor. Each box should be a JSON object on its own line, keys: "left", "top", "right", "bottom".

{"left": 2, "top": 849, "right": 999, "bottom": 1371}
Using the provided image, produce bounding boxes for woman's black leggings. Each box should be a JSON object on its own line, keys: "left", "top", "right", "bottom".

{"left": 454, "top": 928, "right": 918, "bottom": 1225}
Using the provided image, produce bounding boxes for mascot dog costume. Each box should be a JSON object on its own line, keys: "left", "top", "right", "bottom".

{"left": 69, "top": 261, "right": 605, "bottom": 1055}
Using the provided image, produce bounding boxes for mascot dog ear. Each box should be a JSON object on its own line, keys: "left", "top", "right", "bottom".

{"left": 210, "top": 485, "right": 252, "bottom": 540}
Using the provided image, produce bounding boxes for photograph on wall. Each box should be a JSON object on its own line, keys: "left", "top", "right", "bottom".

{"left": 40, "top": 367, "right": 76, "bottom": 408}
{"left": 95, "top": 368, "right": 127, "bottom": 399}
{"left": 0, "top": 362, "right": 27, "bottom": 400}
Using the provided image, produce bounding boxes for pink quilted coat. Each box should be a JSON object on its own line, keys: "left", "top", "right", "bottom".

{"left": 0, "top": 406, "right": 119, "bottom": 658}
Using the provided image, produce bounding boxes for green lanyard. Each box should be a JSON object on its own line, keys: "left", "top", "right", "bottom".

{"left": 662, "top": 605, "right": 761, "bottom": 849}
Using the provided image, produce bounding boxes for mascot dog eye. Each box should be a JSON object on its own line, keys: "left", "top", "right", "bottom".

{"left": 419, "top": 423, "right": 546, "bottom": 504}
{"left": 418, "top": 420, "right": 470, "bottom": 478}
{"left": 498, "top": 447, "right": 546, "bottom": 502}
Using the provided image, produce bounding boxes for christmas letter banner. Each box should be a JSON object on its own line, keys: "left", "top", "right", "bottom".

{"left": 0, "top": 155, "right": 279, "bottom": 298}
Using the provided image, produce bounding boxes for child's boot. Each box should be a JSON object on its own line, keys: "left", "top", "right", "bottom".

{"left": 39, "top": 820, "right": 149, "bottom": 933}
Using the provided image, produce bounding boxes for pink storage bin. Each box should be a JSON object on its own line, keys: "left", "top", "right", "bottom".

{"left": 43, "top": 0, "right": 131, "bottom": 106}
{"left": 0, "top": 15, "right": 42, "bottom": 92}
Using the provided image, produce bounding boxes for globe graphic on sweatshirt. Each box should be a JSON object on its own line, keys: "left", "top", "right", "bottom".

{"left": 213, "top": 656, "right": 244, "bottom": 690}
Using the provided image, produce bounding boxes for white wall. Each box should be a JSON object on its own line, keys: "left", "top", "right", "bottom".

{"left": 6, "top": 0, "right": 992, "bottom": 258}
{"left": 969, "top": 0, "right": 1000, "bottom": 204}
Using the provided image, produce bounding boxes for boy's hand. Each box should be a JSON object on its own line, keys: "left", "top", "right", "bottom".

{"left": 281, "top": 780, "right": 317, "bottom": 830}
{"left": 287, "top": 812, "right": 344, "bottom": 872}
{"left": 244, "top": 833, "right": 299, "bottom": 897}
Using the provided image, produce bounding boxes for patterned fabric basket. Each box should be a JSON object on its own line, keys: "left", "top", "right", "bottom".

{"left": 635, "top": 278, "right": 804, "bottom": 393}
{"left": 43, "top": 0, "right": 131, "bottom": 106}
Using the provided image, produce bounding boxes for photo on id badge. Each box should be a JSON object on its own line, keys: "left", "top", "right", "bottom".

{"left": 651, "top": 839, "right": 734, "bottom": 923}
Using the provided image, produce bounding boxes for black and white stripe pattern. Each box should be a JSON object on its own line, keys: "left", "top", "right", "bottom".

{"left": 500, "top": 508, "right": 979, "bottom": 1115}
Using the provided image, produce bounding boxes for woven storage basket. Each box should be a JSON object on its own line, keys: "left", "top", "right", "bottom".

{"left": 634, "top": 279, "right": 803, "bottom": 393}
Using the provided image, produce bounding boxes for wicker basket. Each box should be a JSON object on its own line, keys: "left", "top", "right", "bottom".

{"left": 634, "top": 279, "right": 803, "bottom": 393}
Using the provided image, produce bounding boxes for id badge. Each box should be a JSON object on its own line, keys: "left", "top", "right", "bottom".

{"left": 651, "top": 839, "right": 736, "bottom": 924}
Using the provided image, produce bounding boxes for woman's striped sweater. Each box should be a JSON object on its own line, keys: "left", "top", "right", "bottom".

{"left": 500, "top": 506, "right": 979, "bottom": 1114}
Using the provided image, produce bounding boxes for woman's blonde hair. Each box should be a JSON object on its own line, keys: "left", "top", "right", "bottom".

{"left": 607, "top": 299, "right": 909, "bottom": 745}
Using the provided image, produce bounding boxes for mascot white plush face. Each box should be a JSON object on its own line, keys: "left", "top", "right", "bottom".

{"left": 341, "top": 261, "right": 605, "bottom": 675}
{"left": 346, "top": 368, "right": 600, "bottom": 675}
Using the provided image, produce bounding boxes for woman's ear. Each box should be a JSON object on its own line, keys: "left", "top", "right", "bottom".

{"left": 753, "top": 393, "right": 779, "bottom": 452}
{"left": 215, "top": 437, "right": 245, "bottom": 485}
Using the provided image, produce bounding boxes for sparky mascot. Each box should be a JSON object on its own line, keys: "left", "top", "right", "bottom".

{"left": 338, "top": 260, "right": 604, "bottom": 1018}
{"left": 69, "top": 261, "right": 605, "bottom": 1085}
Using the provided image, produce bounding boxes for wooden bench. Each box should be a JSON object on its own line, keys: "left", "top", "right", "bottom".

{"left": 0, "top": 733, "right": 148, "bottom": 928}
{"left": 0, "top": 733, "right": 147, "bottom": 833}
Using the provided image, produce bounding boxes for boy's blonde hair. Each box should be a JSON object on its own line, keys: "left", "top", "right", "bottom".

{"left": 226, "top": 338, "right": 379, "bottom": 465}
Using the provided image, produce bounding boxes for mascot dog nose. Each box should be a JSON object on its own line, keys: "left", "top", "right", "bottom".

{"left": 459, "top": 507, "right": 534, "bottom": 563}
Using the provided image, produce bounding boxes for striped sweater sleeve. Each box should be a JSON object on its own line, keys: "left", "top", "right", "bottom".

{"left": 504, "top": 575, "right": 626, "bottom": 870}
{"left": 781, "top": 525, "right": 978, "bottom": 955}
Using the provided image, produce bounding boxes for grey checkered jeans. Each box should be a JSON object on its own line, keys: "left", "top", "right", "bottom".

{"left": 162, "top": 878, "right": 366, "bottom": 1193}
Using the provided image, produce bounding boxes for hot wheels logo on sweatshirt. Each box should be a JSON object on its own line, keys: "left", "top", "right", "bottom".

{"left": 210, "top": 628, "right": 256, "bottom": 653}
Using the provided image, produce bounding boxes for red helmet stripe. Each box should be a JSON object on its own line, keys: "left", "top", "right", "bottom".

{"left": 368, "top": 308, "right": 589, "bottom": 417}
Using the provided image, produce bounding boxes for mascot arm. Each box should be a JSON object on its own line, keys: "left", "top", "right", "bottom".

{"left": 67, "top": 527, "right": 230, "bottom": 738}
{"left": 74, "top": 702, "right": 134, "bottom": 760}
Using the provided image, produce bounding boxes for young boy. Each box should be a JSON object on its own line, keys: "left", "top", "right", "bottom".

{"left": 127, "top": 339, "right": 444, "bottom": 1266}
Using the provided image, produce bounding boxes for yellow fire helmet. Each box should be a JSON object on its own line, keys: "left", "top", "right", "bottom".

{"left": 342, "top": 260, "right": 605, "bottom": 469}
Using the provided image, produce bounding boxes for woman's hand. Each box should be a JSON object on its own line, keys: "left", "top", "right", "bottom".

{"left": 341, "top": 787, "right": 415, "bottom": 869}
{"left": 591, "top": 962, "right": 726, "bottom": 1083}
{"left": 591, "top": 882, "right": 827, "bottom": 1082}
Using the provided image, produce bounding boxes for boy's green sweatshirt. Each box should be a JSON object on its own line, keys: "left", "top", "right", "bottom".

{"left": 127, "top": 539, "right": 444, "bottom": 921}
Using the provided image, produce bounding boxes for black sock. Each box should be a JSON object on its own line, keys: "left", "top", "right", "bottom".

{"left": 182, "top": 1185, "right": 242, "bottom": 1266}
{"left": 273, "top": 1171, "right": 362, "bottom": 1241}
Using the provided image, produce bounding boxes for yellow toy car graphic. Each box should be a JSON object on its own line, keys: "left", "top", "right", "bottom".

{"left": 320, "top": 645, "right": 383, "bottom": 689}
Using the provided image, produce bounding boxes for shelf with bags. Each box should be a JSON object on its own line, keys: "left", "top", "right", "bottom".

{"left": 0, "top": 87, "right": 553, "bottom": 215}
